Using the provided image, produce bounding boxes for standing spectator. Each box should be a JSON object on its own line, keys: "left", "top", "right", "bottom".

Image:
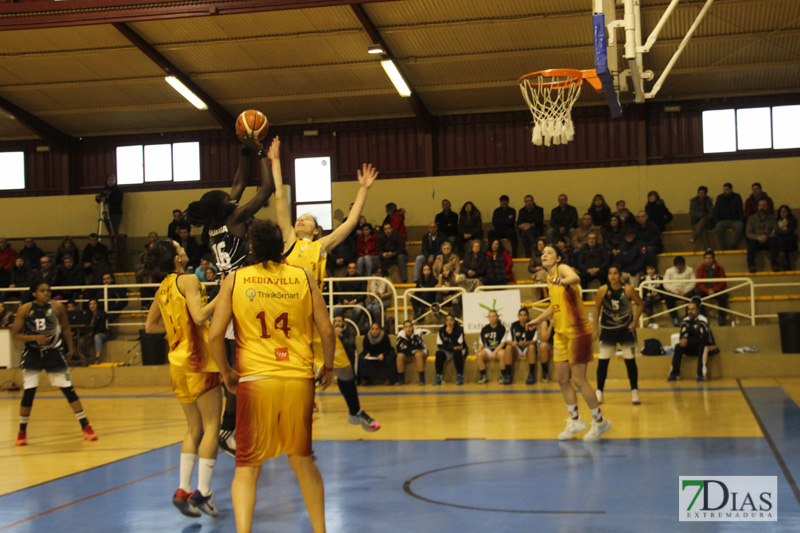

{"left": 356, "top": 224, "right": 378, "bottom": 276}
{"left": 690, "top": 250, "right": 729, "bottom": 327}
{"left": 475, "top": 310, "right": 509, "bottom": 385}
{"left": 357, "top": 323, "right": 397, "bottom": 385}
{"left": 576, "top": 233, "right": 609, "bottom": 293}
{"left": 0, "top": 237, "right": 16, "bottom": 271}
{"left": 9, "top": 257, "right": 34, "bottom": 303}
{"left": 517, "top": 194, "right": 545, "bottom": 257}
{"left": 744, "top": 182, "right": 774, "bottom": 219}
{"left": 668, "top": 299, "right": 713, "bottom": 382}
{"left": 412, "top": 264, "right": 438, "bottom": 318}
{"left": 383, "top": 203, "right": 407, "bottom": 239}
{"left": 333, "top": 262, "right": 367, "bottom": 328}
{"left": 745, "top": 199, "right": 779, "bottom": 272}
{"left": 395, "top": 321, "right": 428, "bottom": 385}
{"left": 663, "top": 256, "right": 696, "bottom": 327}
{"left": 605, "top": 215, "right": 625, "bottom": 254}
{"left": 18, "top": 238, "right": 45, "bottom": 267}
{"left": 528, "top": 238, "right": 549, "bottom": 301}
{"left": 636, "top": 210, "right": 663, "bottom": 263}
{"left": 484, "top": 239, "right": 514, "bottom": 286}
{"left": 613, "top": 200, "right": 636, "bottom": 227}
{"left": 167, "top": 209, "right": 184, "bottom": 241}
{"left": 433, "top": 314, "right": 466, "bottom": 386}
{"left": 55, "top": 255, "right": 85, "bottom": 301}
{"left": 177, "top": 227, "right": 202, "bottom": 270}
{"left": 55, "top": 238, "right": 79, "bottom": 267}
{"left": 463, "top": 240, "right": 487, "bottom": 285}
{"left": 432, "top": 241, "right": 460, "bottom": 279}
{"left": 588, "top": 194, "right": 612, "bottom": 230}
{"left": 547, "top": 194, "right": 579, "bottom": 244}
{"left": 414, "top": 222, "right": 446, "bottom": 283}
{"left": 775, "top": 205, "right": 798, "bottom": 271}
{"left": 644, "top": 191, "right": 673, "bottom": 232}
{"left": 572, "top": 213, "right": 604, "bottom": 249}
{"left": 376, "top": 223, "right": 408, "bottom": 283}
{"left": 641, "top": 264, "right": 664, "bottom": 318}
{"left": 689, "top": 186, "right": 714, "bottom": 246}
{"left": 615, "top": 230, "right": 647, "bottom": 286}
{"left": 457, "top": 201, "right": 483, "bottom": 254}
{"left": 489, "top": 195, "right": 518, "bottom": 257}
{"left": 713, "top": 183, "right": 745, "bottom": 250}
{"left": 435, "top": 199, "right": 458, "bottom": 245}
{"left": 95, "top": 174, "right": 124, "bottom": 239}
{"left": 82, "top": 233, "right": 109, "bottom": 276}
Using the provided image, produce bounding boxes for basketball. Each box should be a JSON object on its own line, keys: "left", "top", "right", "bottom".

{"left": 235, "top": 109, "right": 269, "bottom": 141}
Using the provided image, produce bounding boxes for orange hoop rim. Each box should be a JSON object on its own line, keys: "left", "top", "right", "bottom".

{"left": 519, "top": 68, "right": 602, "bottom": 91}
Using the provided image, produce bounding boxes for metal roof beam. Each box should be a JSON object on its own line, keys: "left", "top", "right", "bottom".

{"left": 0, "top": 94, "right": 70, "bottom": 146}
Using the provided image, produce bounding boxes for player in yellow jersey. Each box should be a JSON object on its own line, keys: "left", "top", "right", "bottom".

{"left": 209, "top": 219, "right": 335, "bottom": 533}
{"left": 144, "top": 239, "right": 222, "bottom": 518}
{"left": 526, "top": 245, "right": 611, "bottom": 442}
{"left": 269, "top": 138, "right": 382, "bottom": 431}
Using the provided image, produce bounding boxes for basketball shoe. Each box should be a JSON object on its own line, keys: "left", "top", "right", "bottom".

{"left": 173, "top": 488, "right": 201, "bottom": 518}
{"left": 189, "top": 490, "right": 220, "bottom": 517}
{"left": 83, "top": 425, "right": 98, "bottom": 441}
{"left": 16, "top": 430, "right": 27, "bottom": 446}
{"left": 348, "top": 410, "right": 381, "bottom": 432}
{"left": 557, "top": 418, "right": 587, "bottom": 441}
{"left": 583, "top": 419, "right": 612, "bottom": 442}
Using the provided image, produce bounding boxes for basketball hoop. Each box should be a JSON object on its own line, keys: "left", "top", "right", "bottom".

{"left": 519, "top": 69, "right": 601, "bottom": 147}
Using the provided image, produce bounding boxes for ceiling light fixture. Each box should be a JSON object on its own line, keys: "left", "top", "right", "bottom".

{"left": 368, "top": 43, "right": 385, "bottom": 55}
{"left": 165, "top": 76, "right": 208, "bottom": 110}
{"left": 380, "top": 60, "right": 411, "bottom": 97}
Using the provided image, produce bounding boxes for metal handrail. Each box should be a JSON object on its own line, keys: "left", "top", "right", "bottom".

{"left": 324, "top": 276, "right": 398, "bottom": 332}
{"left": 638, "top": 277, "right": 755, "bottom": 327}
{"left": 401, "top": 286, "right": 468, "bottom": 329}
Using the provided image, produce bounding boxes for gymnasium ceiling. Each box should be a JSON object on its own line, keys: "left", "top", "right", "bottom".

{"left": 0, "top": 0, "right": 798, "bottom": 143}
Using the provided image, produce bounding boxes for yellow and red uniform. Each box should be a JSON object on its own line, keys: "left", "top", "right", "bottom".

{"left": 547, "top": 275, "right": 593, "bottom": 364}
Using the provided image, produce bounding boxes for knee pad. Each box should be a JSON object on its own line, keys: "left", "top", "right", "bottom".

{"left": 21, "top": 387, "right": 37, "bottom": 408}
{"left": 61, "top": 386, "right": 79, "bottom": 403}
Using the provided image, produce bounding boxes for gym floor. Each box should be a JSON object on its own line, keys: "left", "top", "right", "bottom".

{"left": 2, "top": 377, "right": 800, "bottom": 532}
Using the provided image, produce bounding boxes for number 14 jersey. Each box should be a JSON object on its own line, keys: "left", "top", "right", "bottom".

{"left": 232, "top": 262, "right": 315, "bottom": 379}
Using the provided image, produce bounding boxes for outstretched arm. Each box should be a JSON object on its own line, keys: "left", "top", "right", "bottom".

{"left": 270, "top": 137, "right": 296, "bottom": 246}
{"left": 230, "top": 137, "right": 277, "bottom": 225}
{"left": 319, "top": 163, "right": 378, "bottom": 251}
{"left": 228, "top": 140, "right": 253, "bottom": 203}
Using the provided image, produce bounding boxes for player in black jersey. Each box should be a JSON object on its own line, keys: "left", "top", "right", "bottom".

{"left": 10, "top": 281, "right": 98, "bottom": 445}
{"left": 592, "top": 266, "right": 644, "bottom": 405}
{"left": 434, "top": 314, "right": 465, "bottom": 385}
{"left": 476, "top": 310, "right": 510, "bottom": 385}
{"left": 184, "top": 135, "right": 278, "bottom": 457}
{"left": 395, "top": 320, "right": 429, "bottom": 385}
{"left": 504, "top": 308, "right": 547, "bottom": 384}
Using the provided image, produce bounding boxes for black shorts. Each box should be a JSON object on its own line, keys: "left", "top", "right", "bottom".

{"left": 599, "top": 328, "right": 635, "bottom": 346}
{"left": 21, "top": 346, "right": 68, "bottom": 373}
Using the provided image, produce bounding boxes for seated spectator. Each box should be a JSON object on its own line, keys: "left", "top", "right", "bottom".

{"left": 395, "top": 320, "right": 429, "bottom": 385}
{"left": 528, "top": 237, "right": 548, "bottom": 301}
{"left": 143, "top": 231, "right": 159, "bottom": 255}
{"left": 414, "top": 222, "right": 446, "bottom": 283}
{"left": 357, "top": 215, "right": 371, "bottom": 232}
{"left": 689, "top": 186, "right": 714, "bottom": 247}
{"left": 714, "top": 183, "right": 745, "bottom": 250}
{"left": 333, "top": 315, "right": 358, "bottom": 366}
{"left": 688, "top": 250, "right": 729, "bottom": 327}
{"left": 333, "top": 262, "right": 367, "bottom": 328}
{"left": 204, "top": 267, "right": 220, "bottom": 302}
{"left": 32, "top": 256, "right": 61, "bottom": 293}
{"left": 79, "top": 299, "right": 108, "bottom": 365}
{"left": 89, "top": 252, "right": 113, "bottom": 287}
{"left": 612, "top": 200, "right": 636, "bottom": 227}
{"left": 0, "top": 237, "right": 16, "bottom": 271}
{"left": 0, "top": 265, "right": 8, "bottom": 303}
{"left": 435, "top": 264, "right": 463, "bottom": 318}
{"left": 588, "top": 194, "right": 611, "bottom": 230}
{"left": 356, "top": 224, "right": 378, "bottom": 276}
{"left": 357, "top": 323, "right": 397, "bottom": 385}
{"left": 177, "top": 227, "right": 202, "bottom": 270}
{"left": 615, "top": 230, "right": 646, "bottom": 286}
{"left": 663, "top": 256, "right": 696, "bottom": 327}
{"left": 432, "top": 241, "right": 460, "bottom": 279}
{"left": 167, "top": 209, "right": 184, "bottom": 241}
{"left": 476, "top": 310, "right": 510, "bottom": 385}
{"left": 65, "top": 300, "right": 89, "bottom": 364}
{"left": 463, "top": 240, "right": 487, "bottom": 285}
{"left": 484, "top": 239, "right": 514, "bottom": 286}
{"left": 365, "top": 266, "right": 392, "bottom": 327}
{"left": 572, "top": 213, "right": 604, "bottom": 249}
{"left": 745, "top": 199, "right": 779, "bottom": 272}
{"left": 636, "top": 210, "right": 663, "bottom": 263}
{"left": 668, "top": 299, "right": 714, "bottom": 382}
{"left": 457, "top": 201, "right": 483, "bottom": 254}
{"left": 18, "top": 238, "right": 45, "bottom": 267}
{"left": 744, "top": 182, "right": 774, "bottom": 219}
{"left": 0, "top": 302, "right": 13, "bottom": 328}
{"left": 383, "top": 202, "right": 407, "bottom": 239}
{"left": 412, "top": 264, "right": 438, "bottom": 318}
{"left": 55, "top": 237, "right": 79, "bottom": 266}
{"left": 576, "top": 232, "right": 609, "bottom": 293}
{"left": 433, "top": 314, "right": 465, "bottom": 385}
{"left": 489, "top": 195, "right": 518, "bottom": 257}
{"left": 56, "top": 254, "right": 85, "bottom": 301}
{"left": 327, "top": 222, "right": 358, "bottom": 277}
{"left": 8, "top": 257, "right": 34, "bottom": 303}
{"left": 776, "top": 205, "right": 798, "bottom": 271}
{"left": 554, "top": 236, "right": 575, "bottom": 268}
{"left": 645, "top": 190, "right": 673, "bottom": 232}
{"left": 376, "top": 223, "right": 408, "bottom": 283}
{"left": 547, "top": 194, "right": 578, "bottom": 244}
{"left": 504, "top": 307, "right": 543, "bottom": 384}
{"left": 517, "top": 194, "right": 545, "bottom": 257}
{"left": 606, "top": 215, "right": 624, "bottom": 253}
{"left": 194, "top": 257, "right": 216, "bottom": 282}
{"left": 641, "top": 264, "right": 664, "bottom": 318}
{"left": 96, "top": 272, "right": 127, "bottom": 323}
{"left": 435, "top": 199, "right": 459, "bottom": 245}
{"left": 82, "top": 233, "right": 109, "bottom": 276}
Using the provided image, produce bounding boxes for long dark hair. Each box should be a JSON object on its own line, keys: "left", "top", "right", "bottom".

{"left": 185, "top": 190, "right": 236, "bottom": 226}
{"left": 460, "top": 201, "right": 480, "bottom": 218}
{"left": 778, "top": 204, "right": 795, "bottom": 221}
{"left": 144, "top": 239, "right": 179, "bottom": 275}
{"left": 249, "top": 219, "right": 284, "bottom": 264}
{"left": 589, "top": 194, "right": 609, "bottom": 211}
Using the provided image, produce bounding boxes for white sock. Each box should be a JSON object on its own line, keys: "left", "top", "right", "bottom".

{"left": 566, "top": 404, "right": 578, "bottom": 419}
{"left": 590, "top": 406, "right": 603, "bottom": 422}
{"left": 180, "top": 453, "right": 197, "bottom": 492}
{"left": 197, "top": 458, "right": 216, "bottom": 496}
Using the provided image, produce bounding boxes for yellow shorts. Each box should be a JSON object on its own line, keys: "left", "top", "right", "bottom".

{"left": 235, "top": 377, "right": 314, "bottom": 466}
{"left": 170, "top": 365, "right": 220, "bottom": 404}
{"left": 312, "top": 328, "right": 350, "bottom": 369}
{"left": 552, "top": 332, "right": 593, "bottom": 365}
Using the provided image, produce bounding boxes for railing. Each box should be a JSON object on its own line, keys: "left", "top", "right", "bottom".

{"left": 401, "top": 286, "right": 467, "bottom": 330}
{"left": 324, "top": 276, "right": 399, "bottom": 333}
{"left": 1, "top": 234, "right": 129, "bottom": 271}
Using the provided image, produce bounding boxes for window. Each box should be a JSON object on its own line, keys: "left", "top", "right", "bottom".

{"left": 702, "top": 105, "right": 800, "bottom": 153}
{"left": 0, "top": 152, "right": 25, "bottom": 190}
{"left": 294, "top": 156, "right": 332, "bottom": 230}
{"left": 116, "top": 141, "right": 200, "bottom": 184}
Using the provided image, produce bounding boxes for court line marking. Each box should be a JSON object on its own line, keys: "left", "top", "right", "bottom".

{"left": 737, "top": 380, "right": 800, "bottom": 507}
{"left": 0, "top": 465, "right": 178, "bottom": 531}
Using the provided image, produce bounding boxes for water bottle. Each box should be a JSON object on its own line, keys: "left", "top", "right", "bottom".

{"left": 472, "top": 339, "right": 478, "bottom": 355}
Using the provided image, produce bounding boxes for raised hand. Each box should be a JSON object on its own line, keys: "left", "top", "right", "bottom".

{"left": 357, "top": 163, "right": 379, "bottom": 189}
{"left": 268, "top": 136, "right": 280, "bottom": 161}
{"left": 240, "top": 133, "right": 263, "bottom": 151}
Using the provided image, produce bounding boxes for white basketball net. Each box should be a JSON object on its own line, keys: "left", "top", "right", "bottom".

{"left": 519, "top": 74, "right": 584, "bottom": 147}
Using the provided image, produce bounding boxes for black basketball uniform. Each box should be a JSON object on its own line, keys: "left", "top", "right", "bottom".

{"left": 396, "top": 330, "right": 427, "bottom": 356}
{"left": 437, "top": 324, "right": 464, "bottom": 355}
{"left": 208, "top": 224, "right": 249, "bottom": 274}
{"left": 599, "top": 286, "right": 635, "bottom": 346}
{"left": 480, "top": 323, "right": 506, "bottom": 351}
{"left": 507, "top": 321, "right": 535, "bottom": 351}
{"left": 20, "top": 302, "right": 68, "bottom": 372}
